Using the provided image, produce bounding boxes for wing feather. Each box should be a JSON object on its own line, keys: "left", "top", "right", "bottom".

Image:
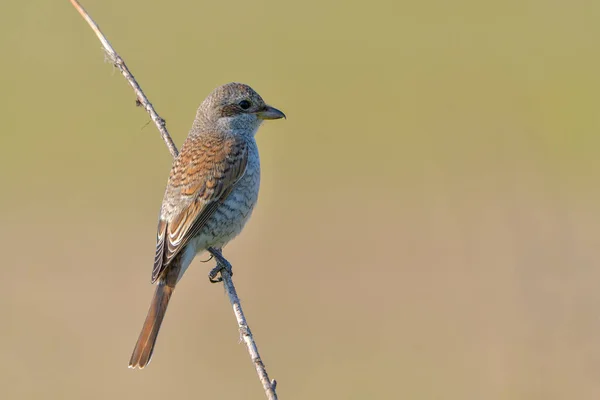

{"left": 151, "top": 134, "right": 248, "bottom": 283}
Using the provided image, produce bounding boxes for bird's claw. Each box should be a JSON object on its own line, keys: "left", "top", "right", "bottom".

{"left": 207, "top": 247, "right": 233, "bottom": 283}
{"left": 208, "top": 262, "right": 233, "bottom": 283}
{"left": 199, "top": 254, "right": 214, "bottom": 263}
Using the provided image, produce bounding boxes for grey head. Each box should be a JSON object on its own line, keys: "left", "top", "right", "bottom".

{"left": 193, "top": 82, "right": 285, "bottom": 136}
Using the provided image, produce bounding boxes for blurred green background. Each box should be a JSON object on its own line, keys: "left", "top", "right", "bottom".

{"left": 1, "top": 0, "right": 600, "bottom": 399}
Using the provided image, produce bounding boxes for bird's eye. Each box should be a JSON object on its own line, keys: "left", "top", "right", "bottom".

{"left": 238, "top": 100, "right": 251, "bottom": 110}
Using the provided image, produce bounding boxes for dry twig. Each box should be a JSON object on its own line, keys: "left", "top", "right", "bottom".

{"left": 69, "top": 1, "right": 278, "bottom": 399}
{"left": 69, "top": 0, "right": 178, "bottom": 158}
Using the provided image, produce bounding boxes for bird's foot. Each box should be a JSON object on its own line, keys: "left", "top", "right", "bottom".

{"left": 207, "top": 247, "right": 233, "bottom": 283}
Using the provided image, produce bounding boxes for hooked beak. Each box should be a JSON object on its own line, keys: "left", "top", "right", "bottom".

{"left": 256, "top": 105, "right": 286, "bottom": 120}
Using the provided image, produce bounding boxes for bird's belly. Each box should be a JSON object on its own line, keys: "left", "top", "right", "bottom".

{"left": 191, "top": 169, "right": 260, "bottom": 252}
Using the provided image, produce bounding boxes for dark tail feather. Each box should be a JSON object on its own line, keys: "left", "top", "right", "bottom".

{"left": 128, "top": 280, "right": 174, "bottom": 369}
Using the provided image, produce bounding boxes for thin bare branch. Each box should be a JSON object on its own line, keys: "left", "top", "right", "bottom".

{"left": 221, "top": 267, "right": 278, "bottom": 400}
{"left": 69, "top": 1, "right": 278, "bottom": 399}
{"left": 69, "top": 0, "right": 178, "bottom": 158}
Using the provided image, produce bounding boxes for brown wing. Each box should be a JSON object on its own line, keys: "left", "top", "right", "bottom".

{"left": 151, "top": 134, "right": 248, "bottom": 283}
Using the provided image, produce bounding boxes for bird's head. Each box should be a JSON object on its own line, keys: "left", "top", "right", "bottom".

{"left": 196, "top": 82, "right": 285, "bottom": 136}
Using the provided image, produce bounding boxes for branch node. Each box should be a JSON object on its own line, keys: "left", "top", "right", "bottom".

{"left": 239, "top": 323, "right": 251, "bottom": 337}
{"left": 252, "top": 355, "right": 263, "bottom": 365}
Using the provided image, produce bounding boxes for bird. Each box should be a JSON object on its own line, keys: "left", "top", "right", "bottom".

{"left": 128, "top": 82, "right": 285, "bottom": 369}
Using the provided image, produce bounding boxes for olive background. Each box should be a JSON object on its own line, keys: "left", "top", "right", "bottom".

{"left": 1, "top": 1, "right": 599, "bottom": 399}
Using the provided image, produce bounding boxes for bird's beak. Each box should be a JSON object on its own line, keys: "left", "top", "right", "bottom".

{"left": 256, "top": 105, "right": 286, "bottom": 120}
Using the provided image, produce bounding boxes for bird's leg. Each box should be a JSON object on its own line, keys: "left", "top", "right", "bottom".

{"left": 207, "top": 247, "right": 233, "bottom": 283}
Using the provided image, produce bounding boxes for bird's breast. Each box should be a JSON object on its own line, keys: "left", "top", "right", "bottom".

{"left": 193, "top": 140, "right": 261, "bottom": 250}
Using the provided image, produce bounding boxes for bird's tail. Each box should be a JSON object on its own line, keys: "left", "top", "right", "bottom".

{"left": 128, "top": 279, "right": 174, "bottom": 369}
